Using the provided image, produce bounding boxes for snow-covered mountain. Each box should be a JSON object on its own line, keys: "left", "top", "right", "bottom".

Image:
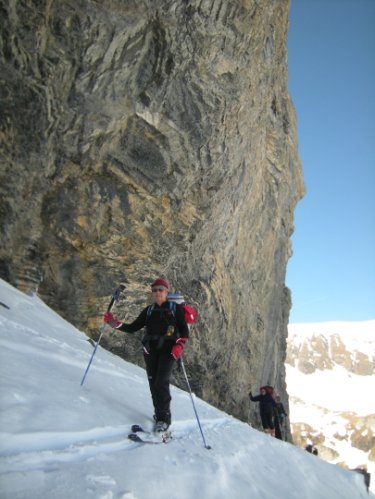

{"left": 0, "top": 278, "right": 372, "bottom": 499}
{"left": 286, "top": 320, "right": 375, "bottom": 493}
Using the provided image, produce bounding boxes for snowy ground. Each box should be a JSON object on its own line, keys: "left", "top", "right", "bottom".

{"left": 0, "top": 278, "right": 372, "bottom": 499}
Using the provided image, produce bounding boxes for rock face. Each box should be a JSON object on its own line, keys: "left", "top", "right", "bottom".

{"left": 287, "top": 327, "right": 375, "bottom": 377}
{"left": 0, "top": 0, "right": 303, "bottom": 430}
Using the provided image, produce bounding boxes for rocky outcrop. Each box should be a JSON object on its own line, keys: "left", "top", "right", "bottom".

{"left": 0, "top": 0, "right": 303, "bottom": 429}
{"left": 291, "top": 405, "right": 375, "bottom": 463}
{"left": 286, "top": 333, "right": 374, "bottom": 376}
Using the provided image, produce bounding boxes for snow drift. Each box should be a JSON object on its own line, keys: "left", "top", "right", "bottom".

{"left": 0, "top": 279, "right": 371, "bottom": 499}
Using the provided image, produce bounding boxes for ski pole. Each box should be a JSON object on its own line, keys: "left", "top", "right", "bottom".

{"left": 179, "top": 357, "right": 211, "bottom": 450}
{"left": 80, "top": 284, "right": 125, "bottom": 386}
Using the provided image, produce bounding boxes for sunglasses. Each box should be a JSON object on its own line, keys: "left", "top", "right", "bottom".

{"left": 152, "top": 286, "right": 167, "bottom": 292}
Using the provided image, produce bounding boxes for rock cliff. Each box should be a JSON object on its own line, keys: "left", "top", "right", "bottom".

{"left": 0, "top": 0, "right": 303, "bottom": 429}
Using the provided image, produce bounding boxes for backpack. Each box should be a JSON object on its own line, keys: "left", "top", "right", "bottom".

{"left": 146, "top": 301, "right": 177, "bottom": 319}
{"left": 167, "top": 292, "right": 198, "bottom": 325}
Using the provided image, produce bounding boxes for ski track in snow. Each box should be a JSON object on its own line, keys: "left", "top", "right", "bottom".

{"left": 0, "top": 418, "right": 229, "bottom": 474}
{"left": 1, "top": 283, "right": 373, "bottom": 498}
{"left": 0, "top": 316, "right": 141, "bottom": 381}
{"left": 0, "top": 336, "right": 133, "bottom": 380}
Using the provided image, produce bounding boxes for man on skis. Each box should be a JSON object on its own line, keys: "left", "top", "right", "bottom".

{"left": 103, "top": 277, "right": 189, "bottom": 433}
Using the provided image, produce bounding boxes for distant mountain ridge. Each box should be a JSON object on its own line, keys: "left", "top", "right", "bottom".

{"left": 287, "top": 320, "right": 374, "bottom": 376}
{"left": 286, "top": 320, "right": 375, "bottom": 491}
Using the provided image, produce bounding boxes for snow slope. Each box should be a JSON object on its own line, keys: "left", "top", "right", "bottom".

{"left": 0, "top": 279, "right": 372, "bottom": 499}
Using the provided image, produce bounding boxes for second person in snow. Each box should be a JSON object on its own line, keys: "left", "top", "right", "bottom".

{"left": 249, "top": 386, "right": 277, "bottom": 437}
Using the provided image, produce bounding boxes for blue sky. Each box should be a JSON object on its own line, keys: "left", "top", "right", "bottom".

{"left": 286, "top": 0, "right": 375, "bottom": 323}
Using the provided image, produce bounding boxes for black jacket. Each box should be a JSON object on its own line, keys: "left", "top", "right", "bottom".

{"left": 276, "top": 402, "right": 287, "bottom": 418}
{"left": 249, "top": 392, "right": 277, "bottom": 413}
{"left": 118, "top": 301, "right": 189, "bottom": 352}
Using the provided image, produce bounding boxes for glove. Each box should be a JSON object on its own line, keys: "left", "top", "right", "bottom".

{"left": 171, "top": 337, "right": 187, "bottom": 360}
{"left": 103, "top": 312, "right": 122, "bottom": 329}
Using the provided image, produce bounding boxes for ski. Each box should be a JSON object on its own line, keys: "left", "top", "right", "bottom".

{"left": 128, "top": 424, "right": 172, "bottom": 444}
{"left": 131, "top": 424, "right": 147, "bottom": 433}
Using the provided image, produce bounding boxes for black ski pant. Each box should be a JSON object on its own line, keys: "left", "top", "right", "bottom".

{"left": 144, "top": 350, "right": 175, "bottom": 423}
{"left": 260, "top": 407, "right": 275, "bottom": 430}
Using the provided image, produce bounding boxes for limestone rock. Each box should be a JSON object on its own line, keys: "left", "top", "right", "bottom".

{"left": 0, "top": 0, "right": 303, "bottom": 432}
{"left": 286, "top": 333, "right": 374, "bottom": 376}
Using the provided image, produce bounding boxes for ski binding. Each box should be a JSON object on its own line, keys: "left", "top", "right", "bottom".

{"left": 128, "top": 424, "right": 172, "bottom": 444}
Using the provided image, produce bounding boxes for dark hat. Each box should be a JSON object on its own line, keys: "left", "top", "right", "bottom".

{"left": 151, "top": 278, "right": 170, "bottom": 290}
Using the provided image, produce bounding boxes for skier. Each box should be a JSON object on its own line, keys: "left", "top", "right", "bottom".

{"left": 305, "top": 444, "right": 319, "bottom": 456}
{"left": 275, "top": 395, "right": 287, "bottom": 424}
{"left": 274, "top": 395, "right": 287, "bottom": 440}
{"left": 103, "top": 277, "right": 189, "bottom": 433}
{"left": 249, "top": 386, "right": 277, "bottom": 436}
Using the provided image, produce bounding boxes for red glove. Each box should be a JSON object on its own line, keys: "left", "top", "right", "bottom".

{"left": 171, "top": 337, "right": 187, "bottom": 360}
{"left": 103, "top": 312, "right": 122, "bottom": 329}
